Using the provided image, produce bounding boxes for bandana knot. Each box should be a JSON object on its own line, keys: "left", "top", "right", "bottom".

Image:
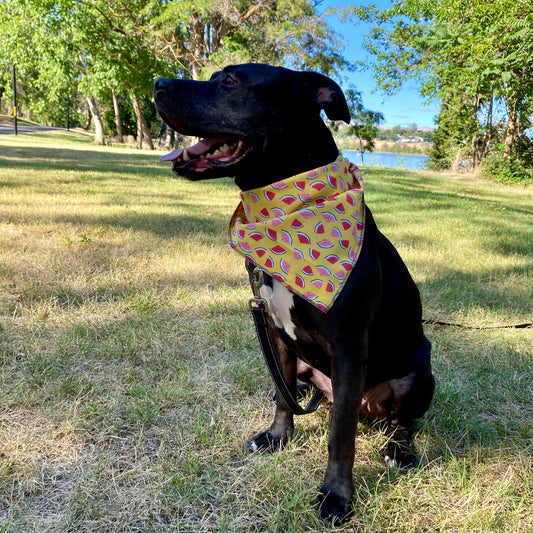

{"left": 229, "top": 154, "right": 365, "bottom": 312}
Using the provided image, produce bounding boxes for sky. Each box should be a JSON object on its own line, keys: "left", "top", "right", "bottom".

{"left": 319, "top": 0, "right": 439, "bottom": 129}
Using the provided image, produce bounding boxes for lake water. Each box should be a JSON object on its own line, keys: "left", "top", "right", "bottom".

{"left": 344, "top": 150, "right": 429, "bottom": 171}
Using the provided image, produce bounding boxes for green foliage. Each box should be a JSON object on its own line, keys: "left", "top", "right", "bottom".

{"left": 0, "top": 0, "right": 349, "bottom": 136}
{"left": 482, "top": 148, "right": 533, "bottom": 184}
{"left": 349, "top": 0, "right": 533, "bottom": 177}
{"left": 427, "top": 92, "right": 483, "bottom": 170}
{"left": 342, "top": 89, "right": 384, "bottom": 157}
{"left": 152, "top": 0, "right": 347, "bottom": 79}
{"left": 515, "top": 132, "right": 533, "bottom": 167}
{"left": 103, "top": 103, "right": 136, "bottom": 137}
{"left": 0, "top": 0, "right": 81, "bottom": 122}
{"left": 102, "top": 97, "right": 159, "bottom": 138}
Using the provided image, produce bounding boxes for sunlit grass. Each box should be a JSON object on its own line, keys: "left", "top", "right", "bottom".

{"left": 0, "top": 131, "right": 532, "bottom": 532}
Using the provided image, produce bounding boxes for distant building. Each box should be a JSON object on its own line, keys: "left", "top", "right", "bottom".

{"left": 398, "top": 136, "right": 425, "bottom": 143}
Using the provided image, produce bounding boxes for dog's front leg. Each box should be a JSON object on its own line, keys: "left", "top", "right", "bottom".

{"left": 317, "top": 339, "right": 367, "bottom": 524}
{"left": 248, "top": 326, "right": 295, "bottom": 452}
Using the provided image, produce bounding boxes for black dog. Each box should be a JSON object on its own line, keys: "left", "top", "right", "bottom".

{"left": 154, "top": 64, "right": 434, "bottom": 524}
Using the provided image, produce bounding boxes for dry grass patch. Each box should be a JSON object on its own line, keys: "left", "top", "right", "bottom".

{"left": 0, "top": 132, "right": 532, "bottom": 532}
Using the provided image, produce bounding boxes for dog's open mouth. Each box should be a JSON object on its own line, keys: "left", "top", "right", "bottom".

{"left": 160, "top": 135, "right": 249, "bottom": 174}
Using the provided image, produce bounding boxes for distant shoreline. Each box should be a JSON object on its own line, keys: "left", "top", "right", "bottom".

{"left": 336, "top": 138, "right": 431, "bottom": 157}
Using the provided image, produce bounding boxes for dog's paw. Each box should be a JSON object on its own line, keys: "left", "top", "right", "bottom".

{"left": 384, "top": 445, "right": 417, "bottom": 470}
{"left": 247, "top": 430, "right": 288, "bottom": 453}
{"left": 317, "top": 485, "right": 353, "bottom": 525}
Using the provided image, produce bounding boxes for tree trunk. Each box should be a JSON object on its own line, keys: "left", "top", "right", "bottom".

{"left": 164, "top": 128, "right": 175, "bottom": 150}
{"left": 84, "top": 111, "right": 91, "bottom": 130}
{"left": 131, "top": 96, "right": 154, "bottom": 150}
{"left": 471, "top": 133, "right": 481, "bottom": 170}
{"left": 87, "top": 96, "right": 105, "bottom": 145}
{"left": 191, "top": 12, "right": 204, "bottom": 80}
{"left": 503, "top": 97, "right": 518, "bottom": 159}
{"left": 112, "top": 88, "right": 124, "bottom": 143}
{"left": 451, "top": 147, "right": 463, "bottom": 172}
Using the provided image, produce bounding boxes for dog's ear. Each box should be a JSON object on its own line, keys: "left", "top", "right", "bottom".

{"left": 299, "top": 72, "right": 351, "bottom": 124}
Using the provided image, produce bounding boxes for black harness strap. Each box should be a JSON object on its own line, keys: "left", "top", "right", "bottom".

{"left": 249, "top": 267, "right": 324, "bottom": 416}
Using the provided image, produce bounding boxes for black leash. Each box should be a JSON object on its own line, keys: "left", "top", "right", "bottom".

{"left": 423, "top": 318, "right": 533, "bottom": 330}
{"left": 249, "top": 267, "right": 324, "bottom": 416}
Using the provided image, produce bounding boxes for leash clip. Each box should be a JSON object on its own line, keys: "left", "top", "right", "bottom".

{"left": 249, "top": 297, "right": 268, "bottom": 312}
{"left": 249, "top": 267, "right": 268, "bottom": 312}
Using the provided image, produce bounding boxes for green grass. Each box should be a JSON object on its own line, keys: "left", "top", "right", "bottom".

{"left": 0, "top": 131, "right": 532, "bottom": 532}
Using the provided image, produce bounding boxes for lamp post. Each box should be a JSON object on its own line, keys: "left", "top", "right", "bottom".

{"left": 12, "top": 65, "right": 18, "bottom": 135}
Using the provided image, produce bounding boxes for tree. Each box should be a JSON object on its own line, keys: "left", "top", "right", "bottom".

{"left": 0, "top": 1, "right": 353, "bottom": 150}
{"left": 0, "top": 0, "right": 82, "bottom": 126}
{"left": 344, "top": 89, "right": 384, "bottom": 163}
{"left": 350, "top": 0, "right": 533, "bottom": 174}
{"left": 73, "top": 0, "right": 167, "bottom": 147}
{"left": 152, "top": 0, "right": 348, "bottom": 80}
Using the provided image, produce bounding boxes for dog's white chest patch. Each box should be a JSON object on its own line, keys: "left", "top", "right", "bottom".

{"left": 259, "top": 280, "right": 298, "bottom": 340}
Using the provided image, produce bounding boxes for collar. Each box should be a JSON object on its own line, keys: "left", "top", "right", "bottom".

{"left": 229, "top": 153, "right": 365, "bottom": 312}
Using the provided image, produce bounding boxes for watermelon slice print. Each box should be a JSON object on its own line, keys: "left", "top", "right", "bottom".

{"left": 297, "top": 232, "right": 311, "bottom": 244}
{"left": 271, "top": 245, "right": 286, "bottom": 255}
{"left": 266, "top": 228, "right": 278, "bottom": 241}
{"left": 317, "top": 239, "right": 334, "bottom": 249}
{"left": 322, "top": 212, "right": 337, "bottom": 223}
{"left": 281, "top": 195, "right": 297, "bottom": 205}
{"left": 300, "top": 209, "right": 316, "bottom": 219}
{"left": 317, "top": 265, "right": 331, "bottom": 276}
{"left": 291, "top": 218, "right": 304, "bottom": 229}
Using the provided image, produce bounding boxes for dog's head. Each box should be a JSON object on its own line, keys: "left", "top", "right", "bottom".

{"left": 154, "top": 63, "right": 350, "bottom": 189}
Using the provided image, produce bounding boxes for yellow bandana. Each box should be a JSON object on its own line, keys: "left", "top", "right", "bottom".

{"left": 229, "top": 154, "right": 365, "bottom": 312}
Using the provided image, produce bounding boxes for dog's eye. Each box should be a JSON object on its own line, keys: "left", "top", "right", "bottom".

{"left": 221, "top": 74, "right": 238, "bottom": 86}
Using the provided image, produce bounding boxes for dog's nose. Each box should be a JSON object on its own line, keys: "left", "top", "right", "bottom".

{"left": 154, "top": 78, "right": 172, "bottom": 97}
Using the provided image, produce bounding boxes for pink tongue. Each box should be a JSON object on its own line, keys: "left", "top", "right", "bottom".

{"left": 159, "top": 135, "right": 235, "bottom": 162}
{"left": 160, "top": 149, "right": 184, "bottom": 162}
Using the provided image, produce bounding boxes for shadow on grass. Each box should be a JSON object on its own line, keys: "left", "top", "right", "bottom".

{"left": 2, "top": 286, "right": 531, "bottom": 531}
{"left": 57, "top": 212, "right": 229, "bottom": 239}
{"left": 0, "top": 142, "right": 231, "bottom": 190}
{"left": 7, "top": 291, "right": 530, "bottom": 449}
{"left": 365, "top": 168, "right": 533, "bottom": 259}
{"left": 0, "top": 141, "right": 165, "bottom": 175}
{"left": 3, "top": 146, "right": 531, "bottom": 443}
{"left": 0, "top": 207, "right": 230, "bottom": 240}
{"left": 418, "top": 264, "right": 532, "bottom": 319}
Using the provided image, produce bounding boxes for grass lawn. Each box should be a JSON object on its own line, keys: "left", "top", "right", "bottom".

{"left": 0, "top": 131, "right": 532, "bottom": 532}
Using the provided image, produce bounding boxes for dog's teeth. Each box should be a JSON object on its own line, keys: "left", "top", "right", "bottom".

{"left": 213, "top": 149, "right": 222, "bottom": 156}
{"left": 182, "top": 150, "right": 190, "bottom": 162}
{"left": 220, "top": 143, "right": 230, "bottom": 152}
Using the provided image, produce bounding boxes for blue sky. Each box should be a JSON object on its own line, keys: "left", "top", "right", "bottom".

{"left": 319, "top": 0, "right": 439, "bottom": 129}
